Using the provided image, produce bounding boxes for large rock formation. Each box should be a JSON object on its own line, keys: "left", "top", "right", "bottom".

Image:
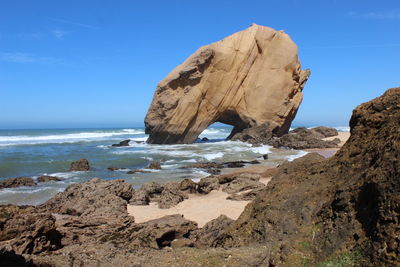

{"left": 209, "top": 88, "right": 400, "bottom": 266}
{"left": 145, "top": 24, "right": 310, "bottom": 144}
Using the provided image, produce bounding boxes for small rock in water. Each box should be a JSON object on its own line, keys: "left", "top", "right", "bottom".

{"left": 0, "top": 177, "right": 37, "bottom": 189}
{"left": 127, "top": 169, "right": 151, "bottom": 174}
{"left": 69, "top": 159, "right": 90, "bottom": 171}
{"left": 201, "top": 137, "right": 209, "bottom": 142}
{"left": 37, "top": 176, "right": 61, "bottom": 182}
{"left": 112, "top": 139, "right": 131, "bottom": 147}
{"left": 107, "top": 167, "right": 122, "bottom": 171}
{"left": 147, "top": 161, "right": 161, "bottom": 170}
{"left": 262, "top": 154, "right": 269, "bottom": 160}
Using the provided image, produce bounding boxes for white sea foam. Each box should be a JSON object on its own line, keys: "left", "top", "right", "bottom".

{"left": 286, "top": 150, "right": 308, "bottom": 162}
{"left": 250, "top": 145, "right": 271, "bottom": 154}
{"left": 131, "top": 136, "right": 148, "bottom": 142}
{"left": 0, "top": 129, "right": 144, "bottom": 146}
{"left": 203, "top": 152, "right": 224, "bottom": 161}
{"left": 334, "top": 126, "right": 350, "bottom": 132}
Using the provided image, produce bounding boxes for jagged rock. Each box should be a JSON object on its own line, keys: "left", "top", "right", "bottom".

{"left": 221, "top": 174, "right": 265, "bottom": 194}
{"left": 179, "top": 178, "right": 197, "bottom": 193}
{"left": 145, "top": 24, "right": 310, "bottom": 144}
{"left": 181, "top": 162, "right": 224, "bottom": 170}
{"left": 37, "top": 175, "right": 61, "bottom": 182}
{"left": 223, "top": 160, "right": 260, "bottom": 168}
{"left": 214, "top": 88, "right": 400, "bottom": 266}
{"left": 268, "top": 127, "right": 340, "bottom": 149}
{"left": 148, "top": 161, "right": 161, "bottom": 170}
{"left": 311, "top": 126, "right": 338, "bottom": 137}
{"left": 39, "top": 178, "right": 133, "bottom": 217}
{"left": 111, "top": 139, "right": 130, "bottom": 147}
{"left": 107, "top": 167, "right": 122, "bottom": 171}
{"left": 0, "top": 177, "right": 36, "bottom": 189}
{"left": 0, "top": 205, "right": 62, "bottom": 255}
{"left": 171, "top": 238, "right": 194, "bottom": 248}
{"left": 230, "top": 122, "right": 275, "bottom": 144}
{"left": 193, "top": 215, "right": 234, "bottom": 248}
{"left": 201, "top": 137, "right": 209, "bottom": 142}
{"left": 69, "top": 159, "right": 90, "bottom": 171}
{"left": 227, "top": 188, "right": 264, "bottom": 201}
{"left": 129, "top": 190, "right": 150, "bottom": 205}
{"left": 127, "top": 169, "right": 151, "bottom": 174}
{"left": 157, "top": 183, "right": 188, "bottom": 209}
{"left": 197, "top": 176, "right": 220, "bottom": 194}
{"left": 141, "top": 182, "right": 164, "bottom": 199}
{"left": 127, "top": 215, "right": 198, "bottom": 249}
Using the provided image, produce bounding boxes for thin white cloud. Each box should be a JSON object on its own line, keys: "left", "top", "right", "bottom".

{"left": 348, "top": 11, "right": 400, "bottom": 20}
{"left": 0, "top": 52, "right": 63, "bottom": 65}
{"left": 48, "top": 17, "right": 100, "bottom": 29}
{"left": 51, "top": 29, "right": 71, "bottom": 40}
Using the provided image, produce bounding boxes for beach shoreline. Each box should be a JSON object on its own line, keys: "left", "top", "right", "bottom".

{"left": 127, "top": 131, "right": 351, "bottom": 227}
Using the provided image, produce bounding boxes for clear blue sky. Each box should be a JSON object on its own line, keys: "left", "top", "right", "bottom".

{"left": 0, "top": 0, "right": 399, "bottom": 129}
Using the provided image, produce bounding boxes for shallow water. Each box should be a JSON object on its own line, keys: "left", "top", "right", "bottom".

{"left": 0, "top": 126, "right": 346, "bottom": 205}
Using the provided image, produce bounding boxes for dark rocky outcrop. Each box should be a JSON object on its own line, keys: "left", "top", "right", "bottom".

{"left": 147, "top": 161, "right": 161, "bottom": 170}
{"left": 111, "top": 139, "right": 130, "bottom": 147}
{"left": 208, "top": 88, "right": 400, "bottom": 266}
{"left": 127, "top": 169, "right": 151, "bottom": 174}
{"left": 2, "top": 88, "right": 399, "bottom": 266}
{"left": 37, "top": 175, "right": 61, "bottom": 183}
{"left": 69, "top": 159, "right": 90, "bottom": 171}
{"left": 0, "top": 177, "right": 37, "bottom": 189}
{"left": 0, "top": 205, "right": 62, "bottom": 255}
{"left": 268, "top": 126, "right": 340, "bottom": 149}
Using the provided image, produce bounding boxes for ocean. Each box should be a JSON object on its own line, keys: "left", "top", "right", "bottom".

{"left": 0, "top": 126, "right": 349, "bottom": 205}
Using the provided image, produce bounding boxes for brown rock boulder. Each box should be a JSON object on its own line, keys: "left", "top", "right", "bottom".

{"left": 0, "top": 205, "right": 62, "bottom": 255}
{"left": 127, "top": 215, "right": 198, "bottom": 249}
{"left": 145, "top": 24, "right": 310, "bottom": 144}
{"left": 69, "top": 159, "right": 90, "bottom": 171}
{"left": 213, "top": 88, "right": 400, "bottom": 266}
{"left": 0, "top": 177, "right": 37, "bottom": 189}
{"left": 37, "top": 175, "right": 61, "bottom": 182}
{"left": 268, "top": 127, "right": 340, "bottom": 149}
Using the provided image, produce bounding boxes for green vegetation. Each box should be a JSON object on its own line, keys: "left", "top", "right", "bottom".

{"left": 315, "top": 250, "right": 362, "bottom": 267}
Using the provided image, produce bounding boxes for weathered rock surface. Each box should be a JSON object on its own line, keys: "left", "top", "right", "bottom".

{"left": 37, "top": 175, "right": 61, "bottom": 182}
{"left": 0, "top": 177, "right": 37, "bottom": 189}
{"left": 145, "top": 24, "right": 310, "bottom": 144}
{"left": 0, "top": 205, "right": 62, "bottom": 255}
{"left": 69, "top": 158, "right": 90, "bottom": 171}
{"left": 210, "top": 88, "right": 400, "bottom": 266}
{"left": 147, "top": 161, "right": 161, "bottom": 170}
{"left": 268, "top": 126, "right": 340, "bottom": 149}
{"left": 111, "top": 139, "right": 130, "bottom": 147}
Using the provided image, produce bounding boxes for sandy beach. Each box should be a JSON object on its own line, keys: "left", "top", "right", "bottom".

{"left": 304, "top": 131, "right": 350, "bottom": 158}
{"left": 128, "top": 131, "right": 350, "bottom": 227}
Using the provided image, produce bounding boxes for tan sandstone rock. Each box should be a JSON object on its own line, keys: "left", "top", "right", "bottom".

{"left": 145, "top": 24, "right": 310, "bottom": 144}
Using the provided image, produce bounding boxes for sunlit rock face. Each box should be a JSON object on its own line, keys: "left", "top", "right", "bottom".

{"left": 145, "top": 24, "right": 310, "bottom": 144}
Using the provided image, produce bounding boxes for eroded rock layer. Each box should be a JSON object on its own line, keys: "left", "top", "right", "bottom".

{"left": 145, "top": 24, "right": 310, "bottom": 144}
{"left": 212, "top": 88, "right": 400, "bottom": 266}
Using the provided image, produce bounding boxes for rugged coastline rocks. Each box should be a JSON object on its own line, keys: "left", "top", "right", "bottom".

{"left": 1, "top": 88, "right": 399, "bottom": 266}
{"left": 69, "top": 158, "right": 90, "bottom": 171}
{"left": 0, "top": 177, "right": 37, "bottom": 189}
{"left": 37, "top": 175, "right": 61, "bottom": 182}
{"left": 210, "top": 88, "right": 400, "bottom": 266}
{"left": 268, "top": 126, "right": 341, "bottom": 149}
{"left": 145, "top": 24, "right": 310, "bottom": 144}
{"left": 111, "top": 139, "right": 130, "bottom": 147}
